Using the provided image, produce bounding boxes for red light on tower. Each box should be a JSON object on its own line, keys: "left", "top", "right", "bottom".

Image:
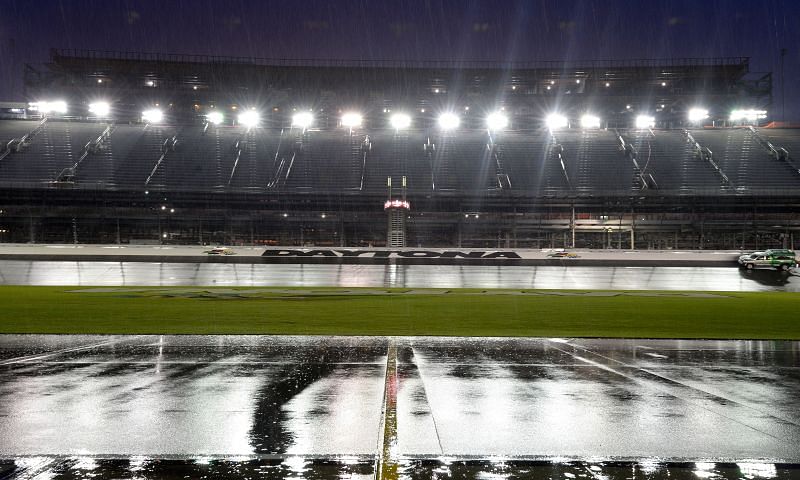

{"left": 384, "top": 199, "right": 410, "bottom": 210}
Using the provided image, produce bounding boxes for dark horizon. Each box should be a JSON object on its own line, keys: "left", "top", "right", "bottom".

{"left": 1, "top": 0, "right": 798, "bottom": 119}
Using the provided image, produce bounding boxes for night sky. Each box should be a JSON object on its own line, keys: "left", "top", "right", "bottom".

{"left": 1, "top": 0, "right": 798, "bottom": 119}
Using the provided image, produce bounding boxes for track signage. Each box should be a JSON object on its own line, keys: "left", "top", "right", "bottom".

{"left": 262, "top": 249, "right": 522, "bottom": 259}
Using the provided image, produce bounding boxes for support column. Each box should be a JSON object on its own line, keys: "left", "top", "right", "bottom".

{"left": 571, "top": 206, "right": 576, "bottom": 248}
{"left": 28, "top": 211, "right": 35, "bottom": 244}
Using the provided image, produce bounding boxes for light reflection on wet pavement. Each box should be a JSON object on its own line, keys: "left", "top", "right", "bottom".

{"left": 0, "top": 335, "right": 798, "bottom": 479}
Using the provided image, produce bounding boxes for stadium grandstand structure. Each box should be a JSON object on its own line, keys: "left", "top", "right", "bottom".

{"left": 0, "top": 50, "right": 797, "bottom": 249}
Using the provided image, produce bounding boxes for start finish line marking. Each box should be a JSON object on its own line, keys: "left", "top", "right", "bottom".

{"left": 65, "top": 287, "right": 734, "bottom": 299}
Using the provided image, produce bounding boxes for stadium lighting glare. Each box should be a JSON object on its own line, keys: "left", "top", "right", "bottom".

{"left": 292, "top": 111, "right": 314, "bottom": 129}
{"left": 341, "top": 112, "right": 363, "bottom": 128}
{"left": 88, "top": 102, "right": 110, "bottom": 117}
{"left": 580, "top": 114, "right": 601, "bottom": 129}
{"left": 438, "top": 112, "right": 460, "bottom": 130}
{"left": 142, "top": 108, "right": 163, "bottom": 124}
{"left": 635, "top": 115, "right": 655, "bottom": 129}
{"left": 730, "top": 109, "right": 767, "bottom": 122}
{"left": 206, "top": 111, "right": 224, "bottom": 125}
{"left": 486, "top": 112, "right": 508, "bottom": 131}
{"left": 238, "top": 110, "right": 260, "bottom": 128}
{"left": 390, "top": 113, "right": 412, "bottom": 130}
{"left": 688, "top": 108, "right": 709, "bottom": 123}
{"left": 30, "top": 100, "right": 68, "bottom": 114}
{"left": 545, "top": 113, "right": 568, "bottom": 130}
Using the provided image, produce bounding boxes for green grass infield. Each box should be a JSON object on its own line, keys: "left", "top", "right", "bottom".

{"left": 0, "top": 286, "right": 797, "bottom": 339}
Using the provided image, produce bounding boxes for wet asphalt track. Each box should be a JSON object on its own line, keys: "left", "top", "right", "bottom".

{"left": 1, "top": 260, "right": 799, "bottom": 291}
{"left": 0, "top": 335, "right": 798, "bottom": 479}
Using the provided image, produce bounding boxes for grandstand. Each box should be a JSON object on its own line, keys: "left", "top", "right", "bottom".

{"left": 0, "top": 50, "right": 797, "bottom": 249}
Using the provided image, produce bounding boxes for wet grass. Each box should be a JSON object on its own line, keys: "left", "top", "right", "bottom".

{"left": 0, "top": 286, "right": 798, "bottom": 339}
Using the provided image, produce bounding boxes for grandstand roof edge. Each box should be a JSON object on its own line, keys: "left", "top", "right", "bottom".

{"left": 49, "top": 48, "right": 750, "bottom": 71}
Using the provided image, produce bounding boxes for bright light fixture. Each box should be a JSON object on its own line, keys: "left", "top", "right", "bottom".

{"left": 730, "top": 109, "right": 767, "bottom": 122}
{"left": 142, "top": 108, "right": 163, "bottom": 124}
{"left": 635, "top": 115, "right": 655, "bottom": 129}
{"left": 390, "top": 113, "right": 411, "bottom": 129}
{"left": 545, "top": 113, "right": 568, "bottom": 130}
{"left": 292, "top": 111, "right": 314, "bottom": 129}
{"left": 88, "top": 102, "right": 110, "bottom": 117}
{"left": 238, "top": 110, "right": 260, "bottom": 128}
{"left": 688, "top": 108, "right": 709, "bottom": 123}
{"left": 437, "top": 112, "right": 460, "bottom": 130}
{"left": 30, "top": 101, "right": 68, "bottom": 114}
{"left": 580, "top": 114, "right": 601, "bottom": 129}
{"left": 206, "top": 111, "right": 224, "bottom": 125}
{"left": 341, "top": 112, "right": 363, "bottom": 128}
{"left": 486, "top": 112, "right": 508, "bottom": 131}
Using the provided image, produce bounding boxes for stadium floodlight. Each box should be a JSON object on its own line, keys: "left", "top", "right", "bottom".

{"left": 292, "top": 111, "right": 314, "bottom": 129}
{"left": 730, "top": 109, "right": 767, "bottom": 122}
{"left": 580, "top": 114, "right": 601, "bottom": 129}
{"left": 486, "top": 112, "right": 508, "bottom": 131}
{"left": 206, "top": 111, "right": 224, "bottom": 125}
{"left": 88, "top": 101, "right": 110, "bottom": 117}
{"left": 688, "top": 108, "right": 709, "bottom": 123}
{"left": 437, "top": 112, "right": 460, "bottom": 130}
{"left": 390, "top": 113, "right": 412, "bottom": 130}
{"left": 238, "top": 109, "right": 260, "bottom": 128}
{"left": 341, "top": 112, "right": 363, "bottom": 128}
{"left": 635, "top": 115, "right": 655, "bottom": 129}
{"left": 142, "top": 108, "right": 163, "bottom": 124}
{"left": 545, "top": 113, "right": 568, "bottom": 130}
{"left": 30, "top": 101, "right": 68, "bottom": 114}
{"left": 47, "top": 101, "right": 68, "bottom": 114}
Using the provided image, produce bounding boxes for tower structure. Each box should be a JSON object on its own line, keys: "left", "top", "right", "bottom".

{"left": 385, "top": 176, "right": 410, "bottom": 247}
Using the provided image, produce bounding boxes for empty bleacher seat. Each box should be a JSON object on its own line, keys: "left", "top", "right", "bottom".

{"left": 690, "top": 128, "right": 800, "bottom": 192}
{"left": 627, "top": 130, "right": 723, "bottom": 194}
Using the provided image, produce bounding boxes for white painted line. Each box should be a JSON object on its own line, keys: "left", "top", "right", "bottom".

{"left": 0, "top": 337, "right": 136, "bottom": 366}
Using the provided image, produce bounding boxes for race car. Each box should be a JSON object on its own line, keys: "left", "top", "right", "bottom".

{"left": 204, "top": 247, "right": 236, "bottom": 255}
{"left": 547, "top": 251, "right": 580, "bottom": 258}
